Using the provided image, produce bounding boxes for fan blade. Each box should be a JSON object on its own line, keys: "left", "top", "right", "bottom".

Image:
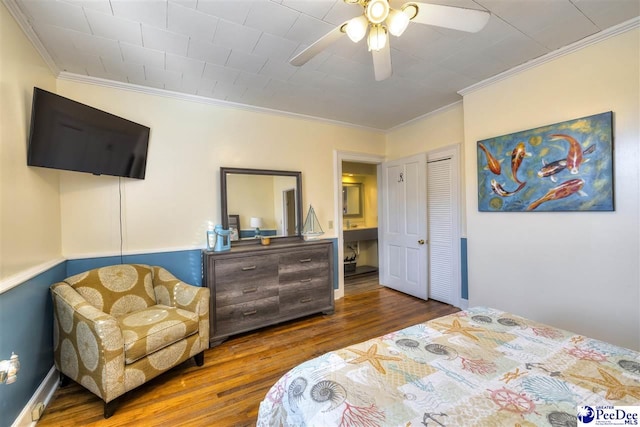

{"left": 404, "top": 2, "right": 490, "bottom": 33}
{"left": 372, "top": 39, "right": 392, "bottom": 81}
{"left": 290, "top": 25, "right": 346, "bottom": 66}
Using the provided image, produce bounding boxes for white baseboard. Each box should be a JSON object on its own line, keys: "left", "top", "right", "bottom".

{"left": 12, "top": 366, "right": 58, "bottom": 427}
{"left": 459, "top": 299, "right": 469, "bottom": 310}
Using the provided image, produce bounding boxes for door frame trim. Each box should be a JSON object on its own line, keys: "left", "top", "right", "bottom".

{"left": 333, "top": 151, "right": 385, "bottom": 300}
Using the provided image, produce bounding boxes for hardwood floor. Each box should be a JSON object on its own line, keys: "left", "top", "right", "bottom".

{"left": 38, "top": 287, "right": 459, "bottom": 426}
{"left": 344, "top": 271, "right": 381, "bottom": 295}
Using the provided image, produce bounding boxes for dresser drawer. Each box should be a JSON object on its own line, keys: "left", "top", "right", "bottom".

{"left": 279, "top": 266, "right": 328, "bottom": 286}
{"left": 216, "top": 283, "right": 278, "bottom": 307}
{"left": 279, "top": 278, "right": 332, "bottom": 316}
{"left": 215, "top": 296, "right": 279, "bottom": 336}
{"left": 279, "top": 248, "right": 329, "bottom": 275}
{"left": 214, "top": 254, "right": 279, "bottom": 291}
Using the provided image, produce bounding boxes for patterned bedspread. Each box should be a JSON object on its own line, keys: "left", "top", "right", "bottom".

{"left": 257, "top": 307, "right": 640, "bottom": 426}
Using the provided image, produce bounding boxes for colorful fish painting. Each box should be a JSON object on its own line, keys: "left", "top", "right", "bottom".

{"left": 477, "top": 111, "right": 613, "bottom": 212}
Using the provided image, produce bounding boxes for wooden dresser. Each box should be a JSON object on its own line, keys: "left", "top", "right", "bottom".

{"left": 203, "top": 239, "right": 334, "bottom": 346}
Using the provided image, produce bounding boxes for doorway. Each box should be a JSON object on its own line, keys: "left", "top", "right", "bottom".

{"left": 334, "top": 151, "right": 385, "bottom": 299}
{"left": 342, "top": 161, "right": 380, "bottom": 295}
{"left": 282, "top": 188, "right": 296, "bottom": 235}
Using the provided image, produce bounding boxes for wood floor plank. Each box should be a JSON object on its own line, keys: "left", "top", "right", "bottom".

{"left": 37, "top": 284, "right": 459, "bottom": 426}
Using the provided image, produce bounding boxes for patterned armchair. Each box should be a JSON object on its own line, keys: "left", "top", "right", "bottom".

{"left": 50, "top": 264, "right": 209, "bottom": 418}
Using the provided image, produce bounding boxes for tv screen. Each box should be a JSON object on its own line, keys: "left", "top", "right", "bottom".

{"left": 27, "top": 87, "right": 150, "bottom": 179}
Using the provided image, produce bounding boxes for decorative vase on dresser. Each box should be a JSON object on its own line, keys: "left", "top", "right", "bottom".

{"left": 203, "top": 239, "right": 334, "bottom": 347}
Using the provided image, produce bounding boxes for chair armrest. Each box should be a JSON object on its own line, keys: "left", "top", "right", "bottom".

{"left": 152, "top": 267, "right": 210, "bottom": 349}
{"left": 50, "top": 282, "right": 126, "bottom": 402}
{"left": 152, "top": 267, "right": 208, "bottom": 312}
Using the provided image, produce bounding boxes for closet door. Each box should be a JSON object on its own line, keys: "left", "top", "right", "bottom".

{"left": 427, "top": 153, "right": 460, "bottom": 306}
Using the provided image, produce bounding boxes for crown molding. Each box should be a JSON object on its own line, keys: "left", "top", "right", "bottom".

{"left": 4, "top": 0, "right": 382, "bottom": 132}
{"left": 2, "top": 0, "right": 60, "bottom": 76}
{"left": 7, "top": 0, "right": 637, "bottom": 133}
{"left": 388, "top": 100, "right": 463, "bottom": 132}
{"left": 459, "top": 16, "right": 640, "bottom": 96}
{"left": 56, "top": 72, "right": 386, "bottom": 134}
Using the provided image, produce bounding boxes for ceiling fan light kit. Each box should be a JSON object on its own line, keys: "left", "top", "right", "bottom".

{"left": 290, "top": 0, "right": 491, "bottom": 81}
{"left": 366, "top": 0, "right": 390, "bottom": 24}
{"left": 345, "top": 15, "right": 369, "bottom": 43}
{"left": 387, "top": 8, "right": 411, "bottom": 37}
{"left": 367, "top": 25, "right": 388, "bottom": 52}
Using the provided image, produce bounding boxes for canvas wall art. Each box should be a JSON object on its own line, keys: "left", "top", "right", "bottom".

{"left": 477, "top": 111, "right": 613, "bottom": 212}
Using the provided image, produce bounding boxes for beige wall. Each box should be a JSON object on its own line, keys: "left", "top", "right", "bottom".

{"left": 0, "top": 3, "right": 60, "bottom": 280}
{"left": 386, "top": 102, "right": 465, "bottom": 159}
{"left": 227, "top": 174, "right": 278, "bottom": 231}
{"left": 463, "top": 29, "right": 639, "bottom": 350}
{"left": 55, "top": 80, "right": 385, "bottom": 257}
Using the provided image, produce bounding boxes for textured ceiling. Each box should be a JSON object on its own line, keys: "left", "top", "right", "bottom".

{"left": 6, "top": 0, "right": 639, "bottom": 130}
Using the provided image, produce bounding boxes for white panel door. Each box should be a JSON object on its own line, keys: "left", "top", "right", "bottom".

{"left": 428, "top": 157, "right": 456, "bottom": 305}
{"left": 379, "top": 153, "right": 428, "bottom": 299}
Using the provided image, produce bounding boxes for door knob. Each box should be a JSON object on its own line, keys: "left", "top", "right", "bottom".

{"left": 418, "top": 239, "right": 425, "bottom": 245}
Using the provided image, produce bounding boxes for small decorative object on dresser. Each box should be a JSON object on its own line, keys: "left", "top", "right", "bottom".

{"left": 203, "top": 239, "right": 334, "bottom": 346}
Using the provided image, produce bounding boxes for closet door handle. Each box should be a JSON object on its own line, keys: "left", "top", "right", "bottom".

{"left": 241, "top": 265, "right": 257, "bottom": 271}
{"left": 418, "top": 239, "right": 426, "bottom": 245}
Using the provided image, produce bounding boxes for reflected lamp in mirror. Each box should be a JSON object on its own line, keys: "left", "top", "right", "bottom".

{"left": 250, "top": 217, "right": 263, "bottom": 237}
{"left": 343, "top": 183, "right": 364, "bottom": 217}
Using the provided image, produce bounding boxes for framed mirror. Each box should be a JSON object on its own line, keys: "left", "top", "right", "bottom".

{"left": 342, "top": 182, "right": 363, "bottom": 217}
{"left": 221, "top": 167, "right": 302, "bottom": 242}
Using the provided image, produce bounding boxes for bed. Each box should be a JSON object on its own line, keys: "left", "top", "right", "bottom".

{"left": 257, "top": 307, "right": 640, "bottom": 426}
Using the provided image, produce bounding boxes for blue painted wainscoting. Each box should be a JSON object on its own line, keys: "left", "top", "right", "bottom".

{"left": 461, "top": 237, "right": 469, "bottom": 301}
{"left": 66, "top": 249, "right": 204, "bottom": 286}
{"left": 0, "top": 262, "right": 67, "bottom": 427}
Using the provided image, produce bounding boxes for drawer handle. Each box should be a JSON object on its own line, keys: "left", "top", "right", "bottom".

{"left": 299, "top": 258, "right": 312, "bottom": 263}
{"left": 243, "top": 310, "right": 257, "bottom": 316}
{"left": 243, "top": 287, "right": 258, "bottom": 294}
{"left": 300, "top": 278, "right": 312, "bottom": 283}
{"left": 241, "top": 265, "right": 257, "bottom": 271}
{"left": 300, "top": 297, "right": 312, "bottom": 303}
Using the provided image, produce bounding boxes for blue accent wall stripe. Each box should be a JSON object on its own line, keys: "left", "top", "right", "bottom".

{"left": 331, "top": 238, "right": 339, "bottom": 290}
{"left": 461, "top": 238, "right": 468, "bottom": 300}
{"left": 66, "top": 249, "right": 204, "bottom": 286}
{"left": 0, "top": 262, "right": 67, "bottom": 427}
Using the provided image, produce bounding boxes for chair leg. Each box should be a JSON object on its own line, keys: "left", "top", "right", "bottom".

{"left": 194, "top": 351, "right": 204, "bottom": 367}
{"left": 59, "top": 372, "right": 70, "bottom": 387}
{"left": 104, "top": 398, "right": 119, "bottom": 419}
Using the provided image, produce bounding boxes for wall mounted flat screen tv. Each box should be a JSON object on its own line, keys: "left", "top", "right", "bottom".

{"left": 27, "top": 87, "right": 150, "bottom": 179}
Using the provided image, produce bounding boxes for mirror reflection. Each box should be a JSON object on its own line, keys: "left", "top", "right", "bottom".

{"left": 343, "top": 183, "right": 363, "bottom": 217}
{"left": 221, "top": 168, "right": 302, "bottom": 241}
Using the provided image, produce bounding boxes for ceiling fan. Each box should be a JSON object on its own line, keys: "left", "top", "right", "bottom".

{"left": 290, "top": 0, "right": 490, "bottom": 81}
